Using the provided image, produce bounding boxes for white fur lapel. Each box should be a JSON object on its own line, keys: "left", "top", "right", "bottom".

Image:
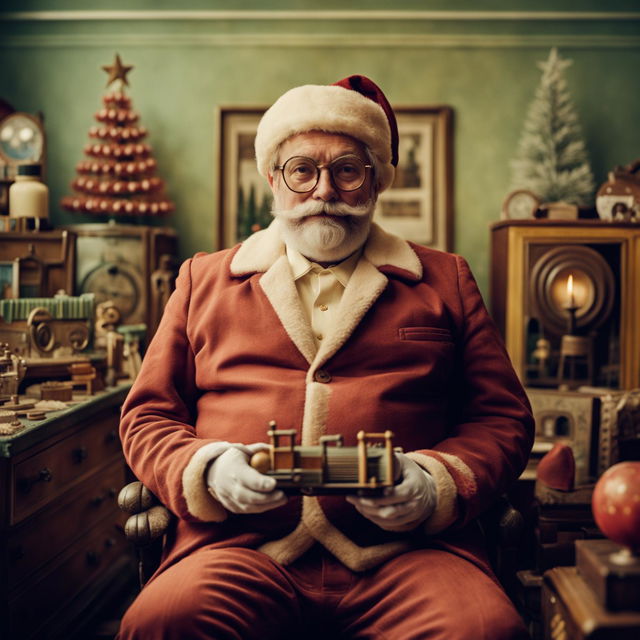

{"left": 259, "top": 255, "right": 317, "bottom": 365}
{"left": 363, "top": 222, "right": 423, "bottom": 280}
{"left": 230, "top": 220, "right": 284, "bottom": 276}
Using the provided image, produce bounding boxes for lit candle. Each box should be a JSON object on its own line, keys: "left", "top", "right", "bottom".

{"left": 566, "top": 274, "right": 576, "bottom": 308}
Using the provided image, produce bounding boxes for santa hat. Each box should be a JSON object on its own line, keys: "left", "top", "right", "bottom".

{"left": 254, "top": 75, "right": 399, "bottom": 192}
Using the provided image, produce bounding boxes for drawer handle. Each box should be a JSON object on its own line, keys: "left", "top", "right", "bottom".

{"left": 91, "top": 488, "right": 117, "bottom": 507}
{"left": 73, "top": 446, "right": 88, "bottom": 463}
{"left": 18, "top": 467, "right": 53, "bottom": 493}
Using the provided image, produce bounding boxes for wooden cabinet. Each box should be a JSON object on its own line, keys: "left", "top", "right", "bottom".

{"left": 0, "top": 385, "right": 134, "bottom": 640}
{"left": 542, "top": 566, "right": 640, "bottom": 640}
{"left": 490, "top": 220, "right": 640, "bottom": 390}
{"left": 0, "top": 229, "right": 76, "bottom": 298}
{"left": 64, "top": 223, "right": 178, "bottom": 337}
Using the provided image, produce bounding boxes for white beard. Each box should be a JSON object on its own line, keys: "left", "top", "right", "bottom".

{"left": 272, "top": 199, "right": 376, "bottom": 263}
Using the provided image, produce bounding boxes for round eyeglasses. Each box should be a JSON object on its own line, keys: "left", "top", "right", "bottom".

{"left": 274, "top": 155, "right": 372, "bottom": 193}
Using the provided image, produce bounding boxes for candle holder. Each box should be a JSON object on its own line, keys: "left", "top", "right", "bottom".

{"left": 557, "top": 302, "right": 593, "bottom": 389}
{"left": 564, "top": 302, "right": 579, "bottom": 335}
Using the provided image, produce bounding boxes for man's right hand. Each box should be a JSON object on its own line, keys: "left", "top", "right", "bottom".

{"left": 206, "top": 445, "right": 287, "bottom": 514}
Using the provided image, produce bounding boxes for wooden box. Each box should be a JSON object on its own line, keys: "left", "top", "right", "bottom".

{"left": 0, "top": 230, "right": 76, "bottom": 298}
{"left": 542, "top": 566, "right": 640, "bottom": 639}
{"left": 576, "top": 539, "right": 640, "bottom": 612}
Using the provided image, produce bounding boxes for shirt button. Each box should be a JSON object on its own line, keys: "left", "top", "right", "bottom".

{"left": 314, "top": 369, "right": 332, "bottom": 383}
{"left": 319, "top": 304, "right": 328, "bottom": 312}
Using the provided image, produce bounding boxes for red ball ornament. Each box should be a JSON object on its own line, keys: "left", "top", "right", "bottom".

{"left": 592, "top": 462, "right": 640, "bottom": 554}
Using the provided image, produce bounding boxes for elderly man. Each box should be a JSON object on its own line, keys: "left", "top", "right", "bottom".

{"left": 118, "top": 75, "right": 533, "bottom": 639}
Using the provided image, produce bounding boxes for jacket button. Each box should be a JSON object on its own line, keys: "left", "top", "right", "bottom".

{"left": 314, "top": 369, "right": 332, "bottom": 383}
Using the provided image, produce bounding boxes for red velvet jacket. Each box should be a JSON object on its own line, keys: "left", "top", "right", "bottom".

{"left": 119, "top": 222, "right": 533, "bottom": 575}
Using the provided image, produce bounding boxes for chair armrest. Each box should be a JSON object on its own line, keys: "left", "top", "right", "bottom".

{"left": 479, "top": 495, "right": 525, "bottom": 547}
{"left": 118, "top": 481, "right": 172, "bottom": 546}
{"left": 478, "top": 495, "right": 525, "bottom": 600}
{"left": 118, "top": 481, "right": 174, "bottom": 588}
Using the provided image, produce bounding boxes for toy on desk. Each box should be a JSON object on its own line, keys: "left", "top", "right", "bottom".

{"left": 40, "top": 380, "right": 73, "bottom": 402}
{"left": 249, "top": 422, "right": 400, "bottom": 496}
{"left": 0, "top": 343, "right": 26, "bottom": 401}
{"left": 0, "top": 293, "right": 94, "bottom": 359}
{"left": 68, "top": 361, "right": 99, "bottom": 395}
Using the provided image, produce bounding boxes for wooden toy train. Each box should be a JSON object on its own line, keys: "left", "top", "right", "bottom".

{"left": 249, "top": 421, "right": 401, "bottom": 496}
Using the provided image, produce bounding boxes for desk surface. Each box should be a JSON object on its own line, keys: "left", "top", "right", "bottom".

{"left": 0, "top": 383, "right": 131, "bottom": 458}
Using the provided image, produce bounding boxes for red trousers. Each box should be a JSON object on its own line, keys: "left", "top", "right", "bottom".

{"left": 118, "top": 545, "right": 528, "bottom": 640}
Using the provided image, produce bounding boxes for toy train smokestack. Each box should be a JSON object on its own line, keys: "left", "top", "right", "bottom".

{"left": 249, "top": 422, "right": 400, "bottom": 496}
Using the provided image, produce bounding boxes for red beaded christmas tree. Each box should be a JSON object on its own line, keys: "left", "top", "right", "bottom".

{"left": 61, "top": 54, "right": 174, "bottom": 218}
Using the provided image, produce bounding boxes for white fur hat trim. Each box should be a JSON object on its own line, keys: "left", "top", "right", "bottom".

{"left": 255, "top": 84, "right": 395, "bottom": 192}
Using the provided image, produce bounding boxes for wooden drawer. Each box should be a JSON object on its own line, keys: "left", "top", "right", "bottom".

{"left": 11, "top": 408, "right": 121, "bottom": 524}
{"left": 7, "top": 463, "right": 125, "bottom": 588}
{"left": 8, "top": 514, "right": 131, "bottom": 640}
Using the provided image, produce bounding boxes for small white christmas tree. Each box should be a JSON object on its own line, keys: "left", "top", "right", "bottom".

{"left": 510, "top": 48, "right": 595, "bottom": 206}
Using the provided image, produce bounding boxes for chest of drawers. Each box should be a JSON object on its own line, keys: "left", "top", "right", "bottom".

{"left": 0, "top": 385, "right": 134, "bottom": 640}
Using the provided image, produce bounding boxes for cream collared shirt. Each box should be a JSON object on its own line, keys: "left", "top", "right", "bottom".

{"left": 286, "top": 246, "right": 362, "bottom": 348}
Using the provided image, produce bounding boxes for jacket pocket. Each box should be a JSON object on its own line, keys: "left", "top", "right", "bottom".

{"left": 398, "top": 327, "right": 453, "bottom": 342}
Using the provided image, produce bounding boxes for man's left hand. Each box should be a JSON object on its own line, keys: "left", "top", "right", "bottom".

{"left": 346, "top": 453, "right": 437, "bottom": 531}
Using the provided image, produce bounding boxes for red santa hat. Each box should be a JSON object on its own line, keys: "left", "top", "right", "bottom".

{"left": 254, "top": 75, "right": 399, "bottom": 192}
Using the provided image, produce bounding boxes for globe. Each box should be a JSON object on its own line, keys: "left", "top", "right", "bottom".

{"left": 592, "top": 462, "right": 640, "bottom": 557}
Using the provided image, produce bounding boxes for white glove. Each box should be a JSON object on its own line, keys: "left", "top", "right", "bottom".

{"left": 346, "top": 453, "right": 437, "bottom": 531}
{"left": 206, "top": 444, "right": 287, "bottom": 514}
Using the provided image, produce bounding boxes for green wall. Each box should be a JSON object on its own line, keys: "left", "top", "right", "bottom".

{"left": 1, "top": 1, "right": 639, "bottom": 297}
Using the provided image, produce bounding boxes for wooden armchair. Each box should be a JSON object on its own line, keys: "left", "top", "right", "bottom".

{"left": 118, "top": 481, "right": 525, "bottom": 592}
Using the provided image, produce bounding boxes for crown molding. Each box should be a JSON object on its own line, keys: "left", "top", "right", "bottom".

{"left": 1, "top": 10, "right": 639, "bottom": 22}
{"left": 1, "top": 33, "right": 637, "bottom": 49}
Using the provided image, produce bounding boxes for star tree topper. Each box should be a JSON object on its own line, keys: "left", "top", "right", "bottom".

{"left": 102, "top": 53, "right": 134, "bottom": 88}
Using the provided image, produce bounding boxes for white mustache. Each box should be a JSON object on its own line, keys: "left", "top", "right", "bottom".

{"left": 272, "top": 199, "right": 374, "bottom": 221}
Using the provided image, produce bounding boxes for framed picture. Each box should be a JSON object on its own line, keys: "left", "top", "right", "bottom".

{"left": 216, "top": 105, "right": 453, "bottom": 251}
{"left": 0, "top": 260, "right": 18, "bottom": 298}
{"left": 374, "top": 107, "right": 453, "bottom": 251}
{"left": 217, "top": 107, "right": 273, "bottom": 249}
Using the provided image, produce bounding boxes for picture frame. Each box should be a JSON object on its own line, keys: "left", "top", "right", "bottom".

{"left": 217, "top": 107, "right": 273, "bottom": 250}
{"left": 0, "top": 260, "right": 19, "bottom": 299}
{"left": 216, "top": 105, "right": 453, "bottom": 251}
{"left": 374, "top": 107, "right": 453, "bottom": 251}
